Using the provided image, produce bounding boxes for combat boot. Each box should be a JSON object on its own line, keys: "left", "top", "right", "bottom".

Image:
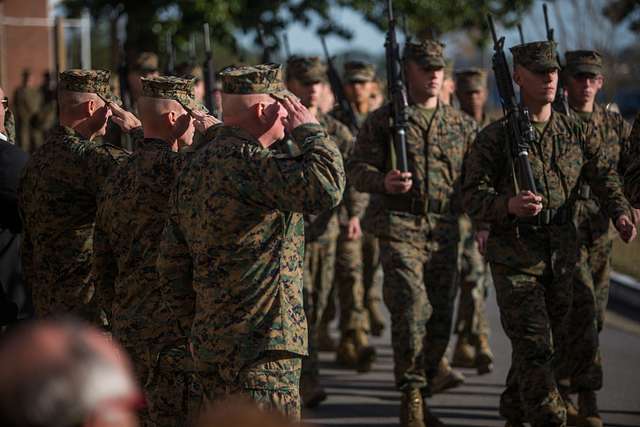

{"left": 429, "top": 357, "right": 465, "bottom": 395}
{"left": 451, "top": 335, "right": 475, "bottom": 368}
{"left": 318, "top": 321, "right": 336, "bottom": 351}
{"left": 577, "top": 390, "right": 603, "bottom": 427}
{"left": 474, "top": 333, "right": 494, "bottom": 375}
{"left": 367, "top": 300, "right": 386, "bottom": 337}
{"left": 335, "top": 332, "right": 358, "bottom": 368}
{"left": 300, "top": 376, "right": 327, "bottom": 409}
{"left": 400, "top": 388, "right": 425, "bottom": 427}
{"left": 560, "top": 387, "right": 579, "bottom": 426}
{"left": 353, "top": 329, "right": 377, "bottom": 373}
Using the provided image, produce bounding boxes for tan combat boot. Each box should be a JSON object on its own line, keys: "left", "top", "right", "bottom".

{"left": 577, "top": 390, "right": 603, "bottom": 427}
{"left": 353, "top": 329, "right": 377, "bottom": 373}
{"left": 474, "top": 334, "right": 494, "bottom": 375}
{"left": 452, "top": 335, "right": 475, "bottom": 368}
{"left": 429, "top": 357, "right": 465, "bottom": 395}
{"left": 400, "top": 388, "right": 426, "bottom": 427}
{"left": 559, "top": 386, "right": 579, "bottom": 426}
{"left": 367, "top": 300, "right": 386, "bottom": 337}
{"left": 300, "top": 375, "right": 327, "bottom": 409}
{"left": 335, "top": 332, "right": 358, "bottom": 368}
{"left": 318, "top": 321, "right": 336, "bottom": 351}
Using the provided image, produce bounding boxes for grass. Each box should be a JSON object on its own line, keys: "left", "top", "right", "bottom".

{"left": 612, "top": 235, "right": 640, "bottom": 280}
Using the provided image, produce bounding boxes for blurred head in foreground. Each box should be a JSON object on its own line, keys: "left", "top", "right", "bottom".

{"left": 0, "top": 318, "right": 141, "bottom": 427}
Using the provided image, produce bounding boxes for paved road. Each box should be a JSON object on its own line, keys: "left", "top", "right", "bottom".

{"left": 304, "top": 291, "right": 640, "bottom": 426}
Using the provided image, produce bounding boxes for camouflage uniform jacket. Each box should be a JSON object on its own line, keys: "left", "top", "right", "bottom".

{"left": 305, "top": 112, "right": 364, "bottom": 241}
{"left": 462, "top": 112, "right": 632, "bottom": 273}
{"left": 349, "top": 102, "right": 478, "bottom": 240}
{"left": 624, "top": 113, "right": 640, "bottom": 206}
{"left": 157, "top": 123, "right": 345, "bottom": 380}
{"left": 570, "top": 104, "right": 632, "bottom": 241}
{"left": 92, "top": 127, "right": 219, "bottom": 349}
{"left": 18, "top": 125, "right": 134, "bottom": 319}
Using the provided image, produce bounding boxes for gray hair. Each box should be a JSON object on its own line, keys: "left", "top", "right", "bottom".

{"left": 0, "top": 319, "right": 137, "bottom": 427}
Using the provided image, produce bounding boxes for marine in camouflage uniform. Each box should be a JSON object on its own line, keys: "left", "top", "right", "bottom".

{"left": 350, "top": 40, "right": 477, "bottom": 426}
{"left": 156, "top": 64, "right": 345, "bottom": 420}
{"left": 13, "top": 69, "right": 43, "bottom": 153}
{"left": 18, "top": 70, "right": 134, "bottom": 322}
{"left": 451, "top": 68, "right": 496, "bottom": 374}
{"left": 92, "top": 76, "right": 218, "bottom": 427}
{"left": 462, "top": 42, "right": 635, "bottom": 427}
{"left": 285, "top": 56, "right": 358, "bottom": 406}
{"left": 330, "top": 61, "right": 381, "bottom": 370}
{"left": 559, "top": 50, "right": 633, "bottom": 427}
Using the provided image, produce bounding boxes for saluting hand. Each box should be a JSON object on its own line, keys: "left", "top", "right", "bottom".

{"left": 384, "top": 170, "right": 412, "bottom": 194}
{"left": 280, "top": 96, "right": 318, "bottom": 132}
{"left": 507, "top": 191, "right": 543, "bottom": 217}
{"left": 190, "top": 110, "right": 220, "bottom": 133}
{"left": 108, "top": 102, "right": 141, "bottom": 133}
{"left": 616, "top": 214, "right": 637, "bottom": 243}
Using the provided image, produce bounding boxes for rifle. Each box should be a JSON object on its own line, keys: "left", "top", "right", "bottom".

{"left": 487, "top": 14, "right": 537, "bottom": 194}
{"left": 164, "top": 32, "right": 176, "bottom": 75}
{"left": 517, "top": 23, "right": 525, "bottom": 44}
{"left": 384, "top": 0, "right": 409, "bottom": 173}
{"left": 543, "top": 3, "right": 569, "bottom": 114}
{"left": 320, "top": 37, "right": 359, "bottom": 135}
{"left": 257, "top": 24, "right": 271, "bottom": 63}
{"left": 202, "top": 23, "right": 220, "bottom": 119}
{"left": 117, "top": 40, "right": 131, "bottom": 110}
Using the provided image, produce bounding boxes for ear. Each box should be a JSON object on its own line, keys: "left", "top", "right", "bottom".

{"left": 254, "top": 102, "right": 266, "bottom": 123}
{"left": 165, "top": 110, "right": 178, "bottom": 127}
{"left": 596, "top": 76, "right": 604, "bottom": 90}
{"left": 86, "top": 99, "right": 96, "bottom": 116}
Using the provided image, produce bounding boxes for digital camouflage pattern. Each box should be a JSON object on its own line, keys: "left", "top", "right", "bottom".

{"left": 510, "top": 41, "right": 559, "bottom": 72}
{"left": 156, "top": 122, "right": 345, "bottom": 417}
{"left": 350, "top": 101, "right": 477, "bottom": 391}
{"left": 624, "top": 113, "right": 640, "bottom": 206}
{"left": 462, "top": 112, "right": 632, "bottom": 426}
{"left": 403, "top": 40, "right": 446, "bottom": 68}
{"left": 221, "top": 64, "right": 296, "bottom": 101}
{"left": 302, "top": 112, "right": 354, "bottom": 382}
{"left": 140, "top": 75, "right": 206, "bottom": 113}
{"left": 286, "top": 56, "right": 327, "bottom": 84}
{"left": 58, "top": 69, "right": 119, "bottom": 104}
{"left": 563, "top": 104, "right": 632, "bottom": 393}
{"left": 92, "top": 133, "right": 217, "bottom": 426}
{"left": 343, "top": 61, "right": 376, "bottom": 83}
{"left": 565, "top": 50, "right": 603, "bottom": 75}
{"left": 18, "top": 125, "right": 134, "bottom": 321}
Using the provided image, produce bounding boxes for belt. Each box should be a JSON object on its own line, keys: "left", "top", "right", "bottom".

{"left": 384, "top": 196, "right": 450, "bottom": 216}
{"left": 517, "top": 206, "right": 572, "bottom": 226}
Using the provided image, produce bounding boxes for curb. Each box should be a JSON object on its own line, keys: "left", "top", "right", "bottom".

{"left": 609, "top": 271, "right": 640, "bottom": 311}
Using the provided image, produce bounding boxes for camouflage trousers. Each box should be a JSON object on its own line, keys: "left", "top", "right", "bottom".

{"left": 362, "top": 232, "right": 384, "bottom": 316}
{"left": 560, "top": 230, "right": 612, "bottom": 392}
{"left": 455, "top": 222, "right": 491, "bottom": 340}
{"left": 198, "top": 351, "right": 302, "bottom": 421}
{"left": 379, "top": 218, "right": 459, "bottom": 392}
{"left": 302, "top": 237, "right": 337, "bottom": 381}
{"left": 334, "top": 227, "right": 369, "bottom": 333}
{"left": 493, "top": 260, "right": 572, "bottom": 427}
{"left": 126, "top": 344, "right": 198, "bottom": 427}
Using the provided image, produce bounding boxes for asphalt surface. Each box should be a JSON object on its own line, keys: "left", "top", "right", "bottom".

{"left": 303, "top": 288, "right": 640, "bottom": 427}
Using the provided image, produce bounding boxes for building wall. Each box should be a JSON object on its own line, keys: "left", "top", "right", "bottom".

{"left": 0, "top": 0, "right": 52, "bottom": 102}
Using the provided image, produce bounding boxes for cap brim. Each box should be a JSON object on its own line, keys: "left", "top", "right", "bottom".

{"left": 270, "top": 89, "right": 300, "bottom": 102}
{"left": 178, "top": 98, "right": 209, "bottom": 115}
{"left": 96, "top": 92, "right": 122, "bottom": 107}
{"left": 346, "top": 75, "right": 373, "bottom": 83}
{"left": 413, "top": 58, "right": 446, "bottom": 69}
{"left": 458, "top": 83, "right": 484, "bottom": 93}
{"left": 569, "top": 64, "right": 602, "bottom": 76}
{"left": 527, "top": 61, "right": 560, "bottom": 73}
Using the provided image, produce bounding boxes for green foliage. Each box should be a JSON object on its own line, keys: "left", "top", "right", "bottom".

{"left": 604, "top": 0, "right": 640, "bottom": 33}
{"left": 342, "top": 0, "right": 535, "bottom": 47}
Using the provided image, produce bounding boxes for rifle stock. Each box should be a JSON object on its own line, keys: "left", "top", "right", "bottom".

{"left": 487, "top": 15, "right": 537, "bottom": 194}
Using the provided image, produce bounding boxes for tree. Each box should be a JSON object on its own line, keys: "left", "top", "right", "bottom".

{"left": 342, "top": 0, "right": 536, "bottom": 48}
{"left": 603, "top": 0, "right": 640, "bottom": 33}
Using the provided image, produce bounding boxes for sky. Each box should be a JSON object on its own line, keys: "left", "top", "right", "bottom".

{"left": 235, "top": 1, "right": 637, "bottom": 62}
